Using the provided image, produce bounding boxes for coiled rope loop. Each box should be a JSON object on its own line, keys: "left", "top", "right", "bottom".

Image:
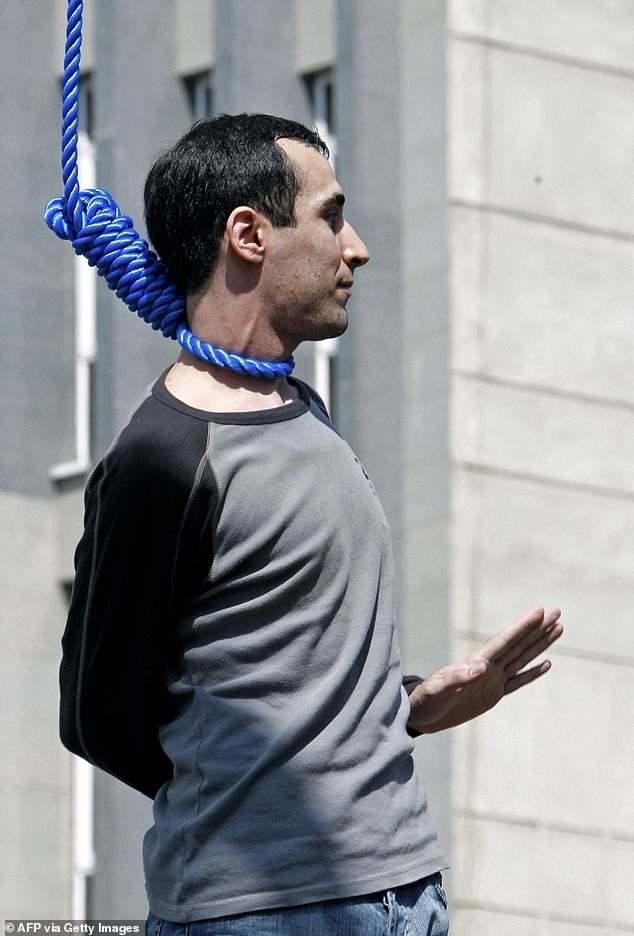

{"left": 44, "top": 0, "right": 294, "bottom": 380}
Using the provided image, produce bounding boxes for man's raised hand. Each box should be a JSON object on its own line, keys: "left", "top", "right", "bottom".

{"left": 407, "top": 607, "right": 563, "bottom": 734}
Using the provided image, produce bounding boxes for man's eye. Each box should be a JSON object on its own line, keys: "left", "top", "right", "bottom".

{"left": 327, "top": 212, "right": 343, "bottom": 231}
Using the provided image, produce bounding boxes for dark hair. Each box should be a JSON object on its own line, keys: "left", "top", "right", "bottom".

{"left": 144, "top": 113, "right": 328, "bottom": 294}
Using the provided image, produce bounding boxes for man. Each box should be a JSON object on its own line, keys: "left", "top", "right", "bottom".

{"left": 60, "top": 114, "right": 563, "bottom": 935}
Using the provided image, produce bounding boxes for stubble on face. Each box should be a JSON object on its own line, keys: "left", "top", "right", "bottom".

{"left": 263, "top": 139, "right": 356, "bottom": 347}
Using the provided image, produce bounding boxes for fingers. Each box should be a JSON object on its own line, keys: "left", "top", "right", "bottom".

{"left": 504, "top": 659, "right": 552, "bottom": 695}
{"left": 503, "top": 615, "right": 564, "bottom": 676}
{"left": 485, "top": 607, "right": 562, "bottom": 668}
{"left": 478, "top": 606, "right": 545, "bottom": 661}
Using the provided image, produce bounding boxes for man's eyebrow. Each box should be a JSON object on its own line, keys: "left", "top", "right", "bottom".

{"left": 318, "top": 192, "right": 346, "bottom": 211}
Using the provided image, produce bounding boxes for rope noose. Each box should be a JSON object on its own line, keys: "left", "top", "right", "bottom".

{"left": 44, "top": 0, "right": 294, "bottom": 380}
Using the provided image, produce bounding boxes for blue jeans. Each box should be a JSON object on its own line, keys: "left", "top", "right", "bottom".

{"left": 146, "top": 874, "right": 449, "bottom": 935}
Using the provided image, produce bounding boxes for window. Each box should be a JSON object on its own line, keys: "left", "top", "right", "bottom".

{"left": 183, "top": 70, "right": 213, "bottom": 121}
{"left": 79, "top": 70, "right": 95, "bottom": 139}
{"left": 305, "top": 68, "right": 336, "bottom": 167}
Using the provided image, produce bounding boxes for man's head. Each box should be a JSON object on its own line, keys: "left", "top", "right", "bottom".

{"left": 144, "top": 113, "right": 328, "bottom": 295}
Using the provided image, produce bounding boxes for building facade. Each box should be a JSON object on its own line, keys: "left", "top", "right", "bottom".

{"left": 1, "top": 1, "right": 632, "bottom": 932}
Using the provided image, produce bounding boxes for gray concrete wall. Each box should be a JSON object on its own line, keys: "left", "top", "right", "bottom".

{"left": 0, "top": 0, "right": 74, "bottom": 917}
{"left": 214, "top": 0, "right": 309, "bottom": 119}
{"left": 296, "top": 0, "right": 335, "bottom": 73}
{"left": 175, "top": 0, "right": 215, "bottom": 75}
{"left": 0, "top": 492, "right": 71, "bottom": 916}
{"left": 0, "top": 0, "right": 75, "bottom": 497}
{"left": 397, "top": 0, "right": 452, "bottom": 851}
{"left": 93, "top": 0, "right": 189, "bottom": 458}
{"left": 447, "top": 1, "right": 634, "bottom": 931}
{"left": 335, "top": 0, "right": 404, "bottom": 557}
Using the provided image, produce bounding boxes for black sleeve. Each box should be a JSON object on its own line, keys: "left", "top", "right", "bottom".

{"left": 60, "top": 417, "right": 216, "bottom": 798}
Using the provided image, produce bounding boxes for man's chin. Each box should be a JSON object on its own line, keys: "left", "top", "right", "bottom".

{"left": 292, "top": 307, "right": 349, "bottom": 344}
{"left": 318, "top": 312, "right": 349, "bottom": 341}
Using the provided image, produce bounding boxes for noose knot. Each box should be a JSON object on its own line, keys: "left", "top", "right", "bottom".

{"left": 44, "top": 188, "right": 186, "bottom": 337}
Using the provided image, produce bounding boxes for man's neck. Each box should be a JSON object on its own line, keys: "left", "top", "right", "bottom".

{"left": 164, "top": 353, "right": 299, "bottom": 413}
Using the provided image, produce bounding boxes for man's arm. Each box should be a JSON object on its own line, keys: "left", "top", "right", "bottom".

{"left": 407, "top": 606, "right": 563, "bottom": 735}
{"left": 60, "top": 432, "right": 215, "bottom": 798}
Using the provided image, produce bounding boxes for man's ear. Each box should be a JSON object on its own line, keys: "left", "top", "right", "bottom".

{"left": 225, "top": 206, "right": 267, "bottom": 264}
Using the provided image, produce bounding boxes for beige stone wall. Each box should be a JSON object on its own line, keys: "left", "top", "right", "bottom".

{"left": 447, "top": 2, "right": 634, "bottom": 933}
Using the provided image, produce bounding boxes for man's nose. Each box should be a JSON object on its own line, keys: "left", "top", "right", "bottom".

{"left": 341, "top": 222, "right": 370, "bottom": 269}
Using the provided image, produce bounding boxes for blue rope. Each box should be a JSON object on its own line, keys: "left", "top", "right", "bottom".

{"left": 44, "top": 0, "right": 294, "bottom": 380}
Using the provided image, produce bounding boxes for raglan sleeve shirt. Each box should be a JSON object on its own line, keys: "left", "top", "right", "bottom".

{"left": 60, "top": 374, "right": 446, "bottom": 920}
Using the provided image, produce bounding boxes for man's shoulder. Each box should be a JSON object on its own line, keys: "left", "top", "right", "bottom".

{"left": 292, "top": 377, "right": 330, "bottom": 421}
{"left": 91, "top": 381, "right": 212, "bottom": 500}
